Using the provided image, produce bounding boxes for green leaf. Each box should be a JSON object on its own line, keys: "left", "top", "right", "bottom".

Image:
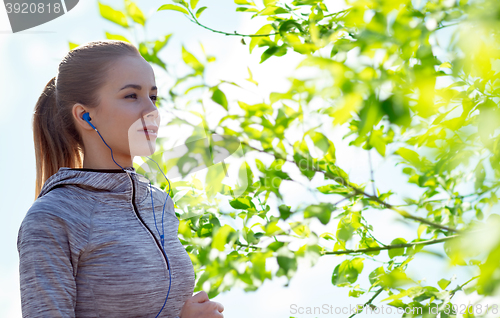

{"left": 125, "top": 0, "right": 146, "bottom": 26}
{"left": 290, "top": 222, "right": 310, "bottom": 237}
{"left": 417, "top": 224, "right": 427, "bottom": 239}
{"left": 278, "top": 205, "right": 292, "bottom": 220}
{"left": 369, "top": 266, "right": 385, "bottom": 285}
{"left": 229, "top": 197, "right": 255, "bottom": 209}
{"left": 379, "top": 267, "right": 413, "bottom": 288}
{"left": 236, "top": 7, "right": 259, "bottom": 12}
{"left": 369, "top": 129, "right": 386, "bottom": 156}
{"left": 204, "top": 161, "right": 226, "bottom": 200}
{"left": 259, "top": 5, "right": 288, "bottom": 15}
{"left": 237, "top": 161, "right": 254, "bottom": 193}
{"left": 395, "top": 148, "right": 421, "bottom": 168}
{"left": 438, "top": 278, "right": 451, "bottom": 290}
{"left": 381, "top": 288, "right": 411, "bottom": 302}
{"left": 153, "top": 34, "right": 172, "bottom": 54}
{"left": 264, "top": 221, "right": 281, "bottom": 236}
{"left": 105, "top": 32, "right": 131, "bottom": 43}
{"left": 211, "top": 225, "right": 235, "bottom": 251}
{"left": 172, "top": 0, "right": 189, "bottom": 7}
{"left": 211, "top": 88, "right": 228, "bottom": 110}
{"left": 267, "top": 241, "right": 285, "bottom": 251}
{"left": 98, "top": 1, "right": 129, "bottom": 28}
{"left": 246, "top": 67, "right": 258, "bottom": 85}
{"left": 358, "top": 237, "right": 380, "bottom": 256}
{"left": 234, "top": 0, "right": 253, "bottom": 4}
{"left": 182, "top": 46, "right": 205, "bottom": 74}
{"left": 336, "top": 212, "right": 362, "bottom": 242}
{"left": 439, "top": 62, "right": 452, "bottom": 68}
{"left": 332, "top": 258, "right": 364, "bottom": 286}
{"left": 349, "top": 289, "right": 365, "bottom": 298}
{"left": 260, "top": 45, "right": 287, "bottom": 63}
{"left": 249, "top": 24, "right": 274, "bottom": 53}
{"left": 474, "top": 162, "right": 486, "bottom": 191}
{"left": 138, "top": 42, "right": 167, "bottom": 70}
{"left": 277, "top": 253, "right": 297, "bottom": 276}
{"left": 157, "top": 4, "right": 189, "bottom": 15}
{"left": 279, "top": 20, "right": 304, "bottom": 36}
{"left": 316, "top": 184, "right": 351, "bottom": 195}
{"left": 190, "top": 0, "right": 199, "bottom": 9}
{"left": 444, "top": 239, "right": 468, "bottom": 266}
{"left": 308, "top": 131, "right": 335, "bottom": 162}
{"left": 69, "top": 42, "right": 79, "bottom": 50}
{"left": 263, "top": 0, "right": 277, "bottom": 6}
{"left": 303, "top": 203, "right": 335, "bottom": 225}
{"left": 320, "top": 232, "right": 335, "bottom": 241}
{"left": 195, "top": 6, "right": 207, "bottom": 18}
{"left": 380, "top": 95, "right": 411, "bottom": 127}
{"left": 388, "top": 238, "right": 407, "bottom": 259}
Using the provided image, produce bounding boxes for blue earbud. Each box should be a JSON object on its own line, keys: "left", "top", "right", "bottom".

{"left": 82, "top": 112, "right": 97, "bottom": 131}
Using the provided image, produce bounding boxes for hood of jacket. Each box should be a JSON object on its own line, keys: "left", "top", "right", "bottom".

{"left": 38, "top": 167, "right": 152, "bottom": 204}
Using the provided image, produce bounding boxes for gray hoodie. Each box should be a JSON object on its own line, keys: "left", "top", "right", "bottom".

{"left": 17, "top": 167, "right": 195, "bottom": 317}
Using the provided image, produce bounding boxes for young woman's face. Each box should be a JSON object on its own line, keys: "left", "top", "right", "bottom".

{"left": 92, "top": 54, "right": 160, "bottom": 159}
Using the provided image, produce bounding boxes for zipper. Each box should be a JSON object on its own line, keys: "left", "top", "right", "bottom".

{"left": 126, "top": 172, "right": 169, "bottom": 270}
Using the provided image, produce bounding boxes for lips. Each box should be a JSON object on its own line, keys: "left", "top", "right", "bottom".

{"left": 137, "top": 125, "right": 158, "bottom": 138}
{"left": 137, "top": 125, "right": 158, "bottom": 134}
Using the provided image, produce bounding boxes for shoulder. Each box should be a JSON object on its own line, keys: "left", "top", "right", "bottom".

{"left": 30, "top": 187, "right": 97, "bottom": 218}
{"left": 149, "top": 183, "right": 174, "bottom": 208}
{"left": 20, "top": 188, "right": 97, "bottom": 239}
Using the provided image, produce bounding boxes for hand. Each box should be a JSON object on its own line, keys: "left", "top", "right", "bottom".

{"left": 179, "top": 291, "right": 224, "bottom": 318}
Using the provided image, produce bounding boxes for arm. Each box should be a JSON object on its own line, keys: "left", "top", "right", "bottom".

{"left": 17, "top": 210, "right": 78, "bottom": 318}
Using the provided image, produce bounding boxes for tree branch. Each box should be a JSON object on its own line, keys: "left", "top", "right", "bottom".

{"left": 368, "top": 149, "right": 376, "bottom": 197}
{"left": 450, "top": 275, "right": 480, "bottom": 300}
{"left": 185, "top": 7, "right": 279, "bottom": 38}
{"left": 238, "top": 140, "right": 459, "bottom": 233}
{"left": 348, "top": 288, "right": 384, "bottom": 318}
{"left": 322, "top": 235, "right": 459, "bottom": 255}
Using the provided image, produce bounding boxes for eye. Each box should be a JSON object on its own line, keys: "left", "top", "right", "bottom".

{"left": 125, "top": 94, "right": 157, "bottom": 102}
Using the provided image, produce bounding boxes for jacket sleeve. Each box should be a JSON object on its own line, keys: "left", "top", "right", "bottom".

{"left": 17, "top": 209, "right": 78, "bottom": 318}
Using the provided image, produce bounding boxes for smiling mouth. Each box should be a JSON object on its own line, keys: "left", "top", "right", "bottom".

{"left": 138, "top": 129, "right": 157, "bottom": 141}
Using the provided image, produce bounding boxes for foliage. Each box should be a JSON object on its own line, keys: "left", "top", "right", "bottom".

{"left": 83, "top": 0, "right": 500, "bottom": 316}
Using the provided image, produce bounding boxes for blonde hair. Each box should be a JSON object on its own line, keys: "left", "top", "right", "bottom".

{"left": 32, "top": 40, "right": 140, "bottom": 200}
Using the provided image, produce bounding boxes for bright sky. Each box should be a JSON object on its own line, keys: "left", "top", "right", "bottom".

{"left": 0, "top": 1, "right": 492, "bottom": 317}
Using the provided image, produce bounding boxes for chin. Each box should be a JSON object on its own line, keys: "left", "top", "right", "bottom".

{"left": 130, "top": 143, "right": 157, "bottom": 157}
{"left": 128, "top": 134, "right": 158, "bottom": 157}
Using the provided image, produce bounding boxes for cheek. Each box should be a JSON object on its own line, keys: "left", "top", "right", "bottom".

{"left": 103, "top": 108, "right": 140, "bottom": 150}
{"left": 114, "top": 105, "right": 140, "bottom": 129}
{"left": 100, "top": 101, "right": 135, "bottom": 130}
{"left": 108, "top": 117, "right": 134, "bottom": 143}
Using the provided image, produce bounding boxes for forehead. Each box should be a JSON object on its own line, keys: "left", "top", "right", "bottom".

{"left": 104, "top": 55, "right": 156, "bottom": 90}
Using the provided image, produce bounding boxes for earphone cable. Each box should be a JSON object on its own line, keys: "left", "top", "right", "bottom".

{"left": 96, "top": 126, "right": 173, "bottom": 317}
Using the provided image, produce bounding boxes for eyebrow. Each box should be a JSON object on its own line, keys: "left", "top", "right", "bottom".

{"left": 118, "top": 84, "right": 157, "bottom": 91}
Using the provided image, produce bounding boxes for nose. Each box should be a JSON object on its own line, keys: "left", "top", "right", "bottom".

{"left": 142, "top": 101, "right": 159, "bottom": 121}
{"left": 143, "top": 108, "right": 159, "bottom": 119}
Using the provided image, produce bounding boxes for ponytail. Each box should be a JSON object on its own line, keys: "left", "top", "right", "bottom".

{"left": 32, "top": 40, "right": 140, "bottom": 201}
{"left": 33, "top": 76, "right": 83, "bottom": 200}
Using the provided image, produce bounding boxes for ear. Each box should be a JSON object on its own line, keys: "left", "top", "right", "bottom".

{"left": 73, "top": 104, "right": 94, "bottom": 131}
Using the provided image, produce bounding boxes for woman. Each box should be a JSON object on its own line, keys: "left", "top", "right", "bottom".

{"left": 17, "top": 40, "right": 224, "bottom": 318}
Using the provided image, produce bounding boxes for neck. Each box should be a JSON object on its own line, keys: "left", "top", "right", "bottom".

{"left": 82, "top": 152, "right": 133, "bottom": 170}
